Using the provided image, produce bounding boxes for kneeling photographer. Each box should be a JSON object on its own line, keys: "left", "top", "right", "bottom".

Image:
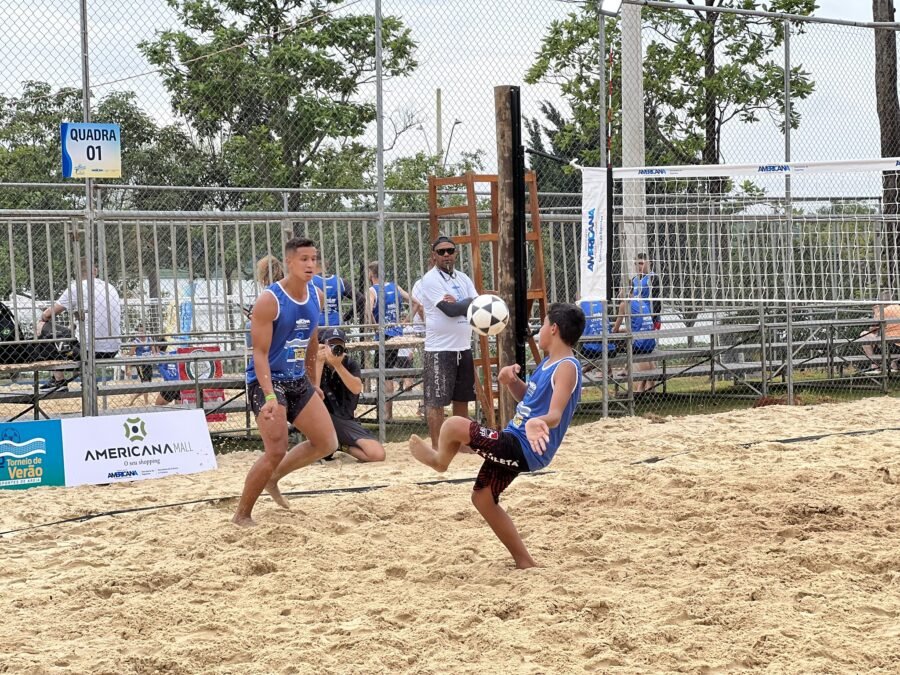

{"left": 316, "top": 327, "right": 386, "bottom": 463}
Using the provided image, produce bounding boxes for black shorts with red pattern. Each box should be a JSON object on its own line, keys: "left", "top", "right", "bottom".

{"left": 467, "top": 420, "right": 528, "bottom": 503}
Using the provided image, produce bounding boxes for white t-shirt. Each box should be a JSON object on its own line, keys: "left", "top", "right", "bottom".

{"left": 410, "top": 279, "right": 425, "bottom": 328}
{"left": 418, "top": 266, "right": 477, "bottom": 352}
{"left": 56, "top": 278, "right": 122, "bottom": 354}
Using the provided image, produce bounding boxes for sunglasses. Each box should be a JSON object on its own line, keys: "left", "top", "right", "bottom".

{"left": 435, "top": 248, "right": 456, "bottom": 256}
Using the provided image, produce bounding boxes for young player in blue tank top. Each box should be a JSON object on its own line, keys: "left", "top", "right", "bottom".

{"left": 409, "top": 302, "right": 586, "bottom": 568}
{"left": 232, "top": 237, "right": 338, "bottom": 527}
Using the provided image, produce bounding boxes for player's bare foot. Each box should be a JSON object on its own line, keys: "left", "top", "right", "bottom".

{"left": 265, "top": 480, "right": 290, "bottom": 509}
{"left": 231, "top": 514, "right": 257, "bottom": 527}
{"left": 409, "top": 434, "right": 441, "bottom": 470}
{"left": 514, "top": 556, "right": 537, "bottom": 570}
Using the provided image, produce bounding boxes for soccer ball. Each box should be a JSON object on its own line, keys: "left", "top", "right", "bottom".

{"left": 467, "top": 294, "right": 510, "bottom": 337}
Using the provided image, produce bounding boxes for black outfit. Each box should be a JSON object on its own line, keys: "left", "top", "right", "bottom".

{"left": 321, "top": 356, "right": 376, "bottom": 448}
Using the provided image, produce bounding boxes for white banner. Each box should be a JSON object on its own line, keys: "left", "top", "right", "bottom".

{"left": 61, "top": 409, "right": 217, "bottom": 487}
{"left": 614, "top": 156, "right": 900, "bottom": 180}
{"left": 580, "top": 167, "right": 608, "bottom": 302}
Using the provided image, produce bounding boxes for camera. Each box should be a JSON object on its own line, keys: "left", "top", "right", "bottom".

{"left": 330, "top": 343, "right": 346, "bottom": 357}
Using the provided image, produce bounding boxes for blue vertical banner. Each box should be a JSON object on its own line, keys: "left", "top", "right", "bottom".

{"left": 0, "top": 420, "right": 66, "bottom": 490}
{"left": 61, "top": 122, "right": 122, "bottom": 179}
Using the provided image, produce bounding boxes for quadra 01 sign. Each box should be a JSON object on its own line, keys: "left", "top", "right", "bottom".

{"left": 61, "top": 122, "right": 122, "bottom": 179}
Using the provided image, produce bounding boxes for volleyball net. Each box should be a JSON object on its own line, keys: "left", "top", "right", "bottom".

{"left": 583, "top": 157, "right": 900, "bottom": 306}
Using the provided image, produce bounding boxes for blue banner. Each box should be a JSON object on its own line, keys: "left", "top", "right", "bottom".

{"left": 0, "top": 420, "right": 66, "bottom": 490}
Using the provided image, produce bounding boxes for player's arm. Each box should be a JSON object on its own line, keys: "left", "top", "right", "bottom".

{"left": 650, "top": 274, "right": 662, "bottom": 321}
{"left": 498, "top": 364, "right": 527, "bottom": 401}
{"left": 331, "top": 357, "right": 363, "bottom": 396}
{"left": 524, "top": 360, "right": 577, "bottom": 454}
{"left": 340, "top": 278, "right": 352, "bottom": 299}
{"left": 250, "top": 292, "right": 278, "bottom": 397}
{"left": 306, "top": 327, "right": 320, "bottom": 387}
{"left": 436, "top": 297, "right": 472, "bottom": 317}
{"left": 365, "top": 288, "right": 376, "bottom": 325}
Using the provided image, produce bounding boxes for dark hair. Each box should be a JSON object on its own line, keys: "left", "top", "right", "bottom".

{"left": 547, "top": 302, "right": 586, "bottom": 347}
{"left": 284, "top": 237, "right": 316, "bottom": 255}
{"left": 636, "top": 252, "right": 649, "bottom": 261}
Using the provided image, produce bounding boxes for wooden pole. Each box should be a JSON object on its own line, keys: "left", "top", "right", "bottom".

{"left": 495, "top": 85, "right": 521, "bottom": 427}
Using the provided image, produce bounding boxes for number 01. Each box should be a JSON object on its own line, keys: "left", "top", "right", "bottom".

{"left": 86, "top": 145, "right": 102, "bottom": 161}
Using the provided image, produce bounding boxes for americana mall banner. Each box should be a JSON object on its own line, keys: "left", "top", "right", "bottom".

{"left": 580, "top": 167, "right": 609, "bottom": 302}
{"left": 0, "top": 409, "right": 217, "bottom": 490}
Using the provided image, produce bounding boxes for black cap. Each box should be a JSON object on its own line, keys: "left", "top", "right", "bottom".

{"left": 318, "top": 327, "right": 347, "bottom": 343}
{"left": 432, "top": 235, "right": 455, "bottom": 250}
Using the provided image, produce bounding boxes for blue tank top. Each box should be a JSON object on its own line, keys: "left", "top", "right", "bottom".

{"left": 371, "top": 282, "right": 403, "bottom": 338}
{"left": 246, "top": 281, "right": 321, "bottom": 383}
{"left": 631, "top": 273, "right": 655, "bottom": 299}
{"left": 312, "top": 274, "right": 345, "bottom": 327}
{"left": 505, "top": 356, "right": 582, "bottom": 471}
{"left": 630, "top": 299, "right": 656, "bottom": 351}
{"left": 134, "top": 338, "right": 152, "bottom": 357}
{"left": 578, "top": 299, "right": 613, "bottom": 355}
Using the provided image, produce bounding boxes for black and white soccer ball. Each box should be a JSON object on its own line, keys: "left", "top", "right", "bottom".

{"left": 467, "top": 294, "right": 510, "bottom": 337}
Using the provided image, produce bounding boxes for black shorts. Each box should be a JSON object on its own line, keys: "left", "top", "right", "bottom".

{"left": 374, "top": 340, "right": 400, "bottom": 370}
{"left": 331, "top": 415, "right": 376, "bottom": 448}
{"left": 467, "top": 420, "right": 527, "bottom": 503}
{"left": 159, "top": 389, "right": 181, "bottom": 403}
{"left": 248, "top": 377, "right": 315, "bottom": 425}
{"left": 424, "top": 349, "right": 476, "bottom": 407}
{"left": 137, "top": 365, "right": 153, "bottom": 382}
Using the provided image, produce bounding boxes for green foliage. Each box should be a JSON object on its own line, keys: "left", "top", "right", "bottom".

{"left": 140, "top": 0, "right": 417, "bottom": 206}
{"left": 384, "top": 150, "right": 485, "bottom": 213}
{"left": 525, "top": 0, "right": 817, "bottom": 167}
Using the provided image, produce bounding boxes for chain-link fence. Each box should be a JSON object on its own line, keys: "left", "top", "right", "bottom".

{"left": 2, "top": 0, "right": 900, "bottom": 437}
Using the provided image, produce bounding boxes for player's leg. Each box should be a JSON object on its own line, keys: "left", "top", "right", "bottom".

{"left": 331, "top": 416, "right": 385, "bottom": 462}
{"left": 471, "top": 481, "right": 535, "bottom": 569}
{"left": 233, "top": 385, "right": 290, "bottom": 526}
{"left": 409, "top": 415, "right": 471, "bottom": 472}
{"left": 266, "top": 385, "right": 338, "bottom": 500}
{"left": 345, "top": 438, "right": 386, "bottom": 462}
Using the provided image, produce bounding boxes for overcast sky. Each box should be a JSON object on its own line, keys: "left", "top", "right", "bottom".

{"left": 0, "top": 0, "right": 887, "bottom": 187}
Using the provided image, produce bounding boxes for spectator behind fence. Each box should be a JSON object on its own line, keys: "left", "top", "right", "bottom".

{"left": 154, "top": 340, "right": 183, "bottom": 407}
{"left": 127, "top": 324, "right": 155, "bottom": 406}
{"left": 37, "top": 259, "right": 122, "bottom": 391}
{"left": 611, "top": 298, "right": 657, "bottom": 395}
{"left": 245, "top": 256, "right": 285, "bottom": 348}
{"left": 366, "top": 261, "right": 410, "bottom": 422}
{"left": 614, "top": 252, "right": 662, "bottom": 330}
{"left": 312, "top": 260, "right": 351, "bottom": 328}
{"left": 858, "top": 291, "right": 900, "bottom": 373}
{"left": 577, "top": 299, "right": 611, "bottom": 361}
{"left": 316, "top": 327, "right": 386, "bottom": 462}
{"left": 417, "top": 235, "right": 478, "bottom": 447}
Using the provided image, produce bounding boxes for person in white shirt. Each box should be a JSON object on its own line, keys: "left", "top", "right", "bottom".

{"left": 37, "top": 259, "right": 122, "bottom": 390}
{"left": 417, "top": 235, "right": 478, "bottom": 446}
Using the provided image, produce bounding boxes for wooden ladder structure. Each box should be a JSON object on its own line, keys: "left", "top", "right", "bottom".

{"left": 427, "top": 171, "right": 549, "bottom": 427}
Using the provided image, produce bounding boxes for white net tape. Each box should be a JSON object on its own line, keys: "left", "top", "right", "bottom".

{"left": 611, "top": 157, "right": 900, "bottom": 305}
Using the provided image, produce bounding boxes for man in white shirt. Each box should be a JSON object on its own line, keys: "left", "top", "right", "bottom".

{"left": 38, "top": 259, "right": 122, "bottom": 390}
{"left": 417, "top": 235, "right": 478, "bottom": 446}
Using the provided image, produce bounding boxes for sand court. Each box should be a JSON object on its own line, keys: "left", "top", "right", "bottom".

{"left": 3, "top": 397, "right": 900, "bottom": 673}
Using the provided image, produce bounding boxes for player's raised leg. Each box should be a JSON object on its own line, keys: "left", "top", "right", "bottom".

{"left": 409, "top": 415, "right": 471, "bottom": 472}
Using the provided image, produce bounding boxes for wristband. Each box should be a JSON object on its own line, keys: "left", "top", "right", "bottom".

{"left": 264, "top": 393, "right": 277, "bottom": 402}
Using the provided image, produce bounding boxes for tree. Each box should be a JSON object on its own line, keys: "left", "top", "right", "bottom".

{"left": 873, "top": 0, "right": 900, "bottom": 290}
{"left": 525, "top": 0, "right": 816, "bottom": 167}
{"left": 140, "top": 0, "right": 417, "bottom": 210}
